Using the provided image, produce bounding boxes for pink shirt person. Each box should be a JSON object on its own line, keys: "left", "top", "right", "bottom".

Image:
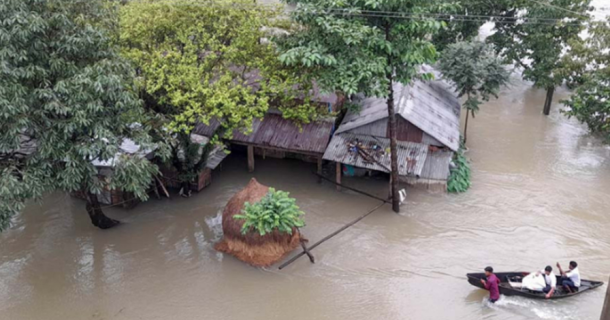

{"left": 481, "top": 267, "right": 500, "bottom": 302}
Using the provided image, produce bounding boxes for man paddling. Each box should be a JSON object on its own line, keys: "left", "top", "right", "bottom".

{"left": 557, "top": 261, "right": 581, "bottom": 293}
{"left": 481, "top": 266, "right": 500, "bottom": 303}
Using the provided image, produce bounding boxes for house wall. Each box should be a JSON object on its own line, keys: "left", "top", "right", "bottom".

{"left": 392, "top": 117, "right": 424, "bottom": 143}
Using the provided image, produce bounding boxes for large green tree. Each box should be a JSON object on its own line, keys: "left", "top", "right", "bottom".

{"left": 276, "top": 0, "right": 449, "bottom": 212}
{"left": 119, "top": 0, "right": 318, "bottom": 194}
{"left": 438, "top": 41, "right": 510, "bottom": 143}
{"left": 0, "top": 0, "right": 166, "bottom": 230}
{"left": 563, "top": 17, "right": 610, "bottom": 141}
{"left": 488, "top": 0, "right": 592, "bottom": 115}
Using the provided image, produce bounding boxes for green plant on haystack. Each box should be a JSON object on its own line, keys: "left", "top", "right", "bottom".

{"left": 234, "top": 188, "right": 305, "bottom": 236}
{"left": 447, "top": 140, "right": 471, "bottom": 193}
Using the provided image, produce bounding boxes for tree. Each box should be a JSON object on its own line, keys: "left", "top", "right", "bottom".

{"left": 438, "top": 41, "right": 510, "bottom": 143}
{"left": 119, "top": 0, "right": 319, "bottom": 195}
{"left": 0, "top": 0, "right": 166, "bottom": 230}
{"left": 276, "top": 0, "right": 449, "bottom": 212}
{"left": 563, "top": 17, "right": 610, "bottom": 141}
{"left": 488, "top": 0, "right": 592, "bottom": 115}
{"left": 432, "top": 0, "right": 514, "bottom": 52}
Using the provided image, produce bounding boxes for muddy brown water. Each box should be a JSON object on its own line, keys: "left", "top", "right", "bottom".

{"left": 3, "top": 3, "right": 610, "bottom": 316}
{"left": 2, "top": 74, "right": 610, "bottom": 320}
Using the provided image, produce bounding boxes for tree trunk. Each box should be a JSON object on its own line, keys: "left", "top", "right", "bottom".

{"left": 387, "top": 84, "right": 400, "bottom": 213}
{"left": 86, "top": 192, "right": 120, "bottom": 229}
{"left": 543, "top": 87, "right": 555, "bottom": 116}
{"left": 463, "top": 110, "right": 470, "bottom": 144}
{"left": 385, "top": 25, "right": 399, "bottom": 213}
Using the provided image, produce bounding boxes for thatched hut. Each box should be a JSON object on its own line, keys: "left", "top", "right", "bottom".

{"left": 214, "top": 178, "right": 304, "bottom": 267}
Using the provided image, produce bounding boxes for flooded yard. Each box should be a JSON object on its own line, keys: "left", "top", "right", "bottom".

{"left": 1, "top": 74, "right": 610, "bottom": 320}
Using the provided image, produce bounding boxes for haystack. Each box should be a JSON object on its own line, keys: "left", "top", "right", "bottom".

{"left": 214, "top": 178, "right": 304, "bottom": 267}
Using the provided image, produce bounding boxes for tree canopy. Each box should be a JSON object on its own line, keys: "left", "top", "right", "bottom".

{"left": 119, "top": 0, "right": 320, "bottom": 188}
{"left": 488, "top": 0, "right": 592, "bottom": 115}
{"left": 563, "top": 17, "right": 610, "bottom": 141}
{"left": 0, "top": 0, "right": 166, "bottom": 230}
{"left": 438, "top": 41, "right": 510, "bottom": 143}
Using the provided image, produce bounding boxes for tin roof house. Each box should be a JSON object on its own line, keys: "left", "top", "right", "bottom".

{"left": 193, "top": 82, "right": 341, "bottom": 174}
{"left": 323, "top": 76, "right": 461, "bottom": 191}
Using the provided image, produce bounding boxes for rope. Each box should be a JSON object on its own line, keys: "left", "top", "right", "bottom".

{"left": 278, "top": 201, "right": 386, "bottom": 270}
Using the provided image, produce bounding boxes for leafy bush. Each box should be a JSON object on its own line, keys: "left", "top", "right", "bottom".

{"left": 447, "top": 141, "right": 471, "bottom": 193}
{"left": 233, "top": 188, "right": 305, "bottom": 236}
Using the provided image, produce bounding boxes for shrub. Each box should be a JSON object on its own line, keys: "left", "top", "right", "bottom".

{"left": 233, "top": 188, "right": 305, "bottom": 236}
{"left": 447, "top": 141, "right": 471, "bottom": 193}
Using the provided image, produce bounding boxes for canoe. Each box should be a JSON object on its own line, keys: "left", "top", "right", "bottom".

{"left": 466, "top": 272, "right": 604, "bottom": 300}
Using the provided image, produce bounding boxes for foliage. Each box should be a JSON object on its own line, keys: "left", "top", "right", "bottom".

{"left": 447, "top": 140, "right": 471, "bottom": 193}
{"left": 119, "top": 0, "right": 321, "bottom": 183}
{"left": 563, "top": 17, "right": 610, "bottom": 141}
{"left": 0, "top": 0, "right": 167, "bottom": 230}
{"left": 438, "top": 41, "right": 510, "bottom": 140}
{"left": 234, "top": 188, "right": 305, "bottom": 236}
{"left": 487, "top": 0, "right": 591, "bottom": 108}
{"left": 276, "top": 0, "right": 451, "bottom": 98}
{"left": 276, "top": 0, "right": 453, "bottom": 211}
{"left": 432, "top": 0, "right": 513, "bottom": 52}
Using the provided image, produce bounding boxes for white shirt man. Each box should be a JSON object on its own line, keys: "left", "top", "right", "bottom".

{"left": 557, "top": 261, "right": 581, "bottom": 293}
{"left": 566, "top": 267, "right": 581, "bottom": 287}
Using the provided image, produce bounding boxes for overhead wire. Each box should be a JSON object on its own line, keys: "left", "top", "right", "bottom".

{"left": 525, "top": 0, "right": 590, "bottom": 17}
{"left": 126, "top": 0, "right": 596, "bottom": 26}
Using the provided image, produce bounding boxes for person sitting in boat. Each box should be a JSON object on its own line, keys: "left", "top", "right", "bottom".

{"left": 535, "top": 265, "right": 557, "bottom": 299}
{"left": 481, "top": 266, "right": 500, "bottom": 303}
{"left": 557, "top": 261, "right": 581, "bottom": 293}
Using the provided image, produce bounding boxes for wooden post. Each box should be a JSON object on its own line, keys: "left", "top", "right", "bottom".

{"left": 335, "top": 162, "right": 341, "bottom": 191}
{"left": 317, "top": 157, "right": 323, "bottom": 183}
{"left": 155, "top": 175, "right": 170, "bottom": 198}
{"left": 602, "top": 276, "right": 610, "bottom": 320}
{"left": 247, "top": 145, "right": 254, "bottom": 172}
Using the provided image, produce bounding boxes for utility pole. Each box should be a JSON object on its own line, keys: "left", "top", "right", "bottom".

{"left": 602, "top": 276, "right": 610, "bottom": 320}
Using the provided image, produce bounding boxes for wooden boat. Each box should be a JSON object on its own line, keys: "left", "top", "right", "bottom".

{"left": 467, "top": 272, "right": 604, "bottom": 300}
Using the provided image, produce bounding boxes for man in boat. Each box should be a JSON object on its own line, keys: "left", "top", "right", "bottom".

{"left": 481, "top": 266, "right": 500, "bottom": 303}
{"left": 535, "top": 265, "right": 557, "bottom": 299}
{"left": 557, "top": 261, "right": 581, "bottom": 293}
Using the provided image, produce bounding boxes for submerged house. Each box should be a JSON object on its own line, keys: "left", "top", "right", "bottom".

{"left": 194, "top": 85, "right": 340, "bottom": 174}
{"left": 158, "top": 133, "right": 230, "bottom": 193}
{"left": 323, "top": 77, "right": 461, "bottom": 191}
{"left": 82, "top": 138, "right": 156, "bottom": 206}
{"left": 194, "top": 110, "right": 336, "bottom": 174}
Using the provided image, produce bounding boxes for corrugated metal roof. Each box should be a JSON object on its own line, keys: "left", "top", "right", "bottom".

{"left": 195, "top": 114, "right": 334, "bottom": 154}
{"left": 206, "top": 146, "right": 229, "bottom": 170}
{"left": 335, "top": 76, "right": 461, "bottom": 151}
{"left": 398, "top": 81, "right": 460, "bottom": 151}
{"left": 91, "top": 138, "right": 153, "bottom": 167}
{"left": 241, "top": 114, "right": 333, "bottom": 154}
{"left": 418, "top": 149, "right": 453, "bottom": 181}
{"left": 193, "top": 118, "right": 221, "bottom": 137}
{"left": 323, "top": 133, "right": 428, "bottom": 177}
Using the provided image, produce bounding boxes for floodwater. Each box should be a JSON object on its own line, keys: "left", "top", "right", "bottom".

{"left": 2, "top": 75, "right": 610, "bottom": 320}
{"left": 2, "top": 4, "right": 610, "bottom": 319}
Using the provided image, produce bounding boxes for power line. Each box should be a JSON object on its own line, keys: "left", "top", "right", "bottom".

{"left": 525, "top": 0, "right": 590, "bottom": 18}
{"left": 126, "top": 0, "right": 592, "bottom": 26}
